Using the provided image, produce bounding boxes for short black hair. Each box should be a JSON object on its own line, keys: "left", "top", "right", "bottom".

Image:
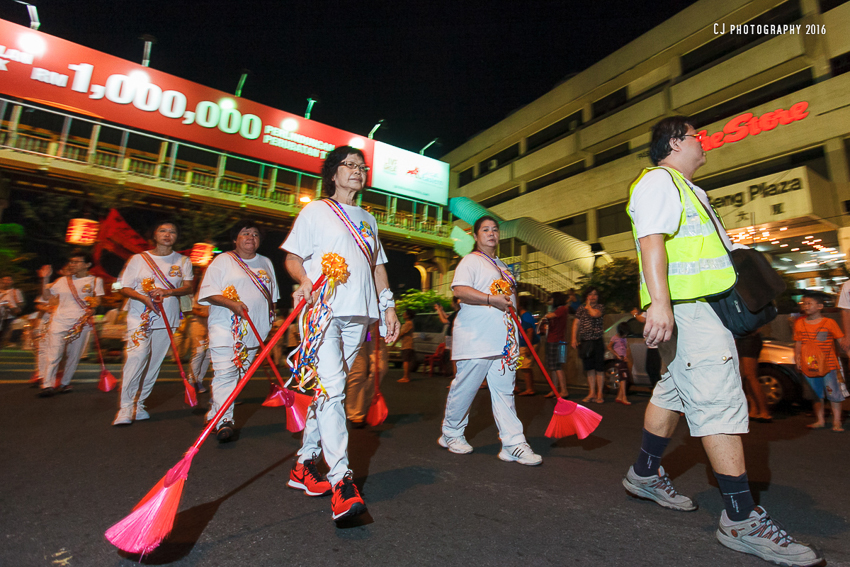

{"left": 617, "top": 322, "right": 630, "bottom": 337}
{"left": 551, "top": 292, "right": 566, "bottom": 308}
{"left": 405, "top": 309, "right": 415, "bottom": 319}
{"left": 802, "top": 290, "right": 828, "bottom": 304}
{"left": 68, "top": 248, "right": 93, "bottom": 265}
{"left": 649, "top": 116, "right": 694, "bottom": 166}
{"left": 519, "top": 295, "right": 533, "bottom": 311}
{"left": 322, "top": 146, "right": 366, "bottom": 197}
{"left": 472, "top": 215, "right": 499, "bottom": 252}
{"left": 230, "top": 219, "right": 263, "bottom": 243}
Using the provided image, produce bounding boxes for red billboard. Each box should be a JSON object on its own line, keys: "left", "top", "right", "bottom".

{"left": 0, "top": 19, "right": 373, "bottom": 174}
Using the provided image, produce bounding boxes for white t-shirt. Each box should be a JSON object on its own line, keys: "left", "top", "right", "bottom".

{"left": 0, "top": 288, "right": 24, "bottom": 319}
{"left": 451, "top": 253, "right": 517, "bottom": 360}
{"left": 837, "top": 281, "right": 850, "bottom": 310}
{"left": 629, "top": 169, "right": 735, "bottom": 250}
{"left": 199, "top": 252, "right": 279, "bottom": 349}
{"left": 282, "top": 200, "right": 387, "bottom": 321}
{"left": 120, "top": 252, "right": 193, "bottom": 331}
{"left": 45, "top": 275, "right": 104, "bottom": 331}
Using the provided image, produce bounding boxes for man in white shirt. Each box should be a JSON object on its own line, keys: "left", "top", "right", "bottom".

{"left": 623, "top": 116, "right": 820, "bottom": 566}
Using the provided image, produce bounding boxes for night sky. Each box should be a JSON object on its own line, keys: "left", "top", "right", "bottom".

{"left": 0, "top": 0, "right": 699, "bottom": 156}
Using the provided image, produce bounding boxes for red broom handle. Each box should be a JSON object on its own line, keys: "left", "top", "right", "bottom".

{"left": 372, "top": 322, "right": 381, "bottom": 400}
{"left": 88, "top": 317, "right": 108, "bottom": 371}
{"left": 191, "top": 275, "right": 325, "bottom": 451}
{"left": 508, "top": 306, "right": 559, "bottom": 397}
{"left": 243, "top": 311, "right": 286, "bottom": 388}
{"left": 157, "top": 302, "right": 194, "bottom": 396}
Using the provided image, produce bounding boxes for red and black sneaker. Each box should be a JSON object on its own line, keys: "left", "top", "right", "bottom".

{"left": 331, "top": 471, "right": 366, "bottom": 521}
{"left": 288, "top": 454, "right": 332, "bottom": 496}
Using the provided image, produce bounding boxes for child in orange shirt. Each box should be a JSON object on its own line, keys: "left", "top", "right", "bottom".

{"left": 793, "top": 291, "right": 846, "bottom": 432}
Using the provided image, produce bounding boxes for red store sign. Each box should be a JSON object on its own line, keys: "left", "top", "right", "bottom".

{"left": 698, "top": 102, "right": 809, "bottom": 151}
{"left": 0, "top": 19, "right": 374, "bottom": 175}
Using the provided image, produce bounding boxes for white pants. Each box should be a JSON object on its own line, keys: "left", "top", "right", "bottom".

{"left": 190, "top": 321, "right": 211, "bottom": 382}
{"left": 119, "top": 328, "right": 172, "bottom": 410}
{"left": 206, "top": 345, "right": 258, "bottom": 426}
{"left": 42, "top": 326, "right": 90, "bottom": 388}
{"left": 442, "top": 357, "right": 526, "bottom": 447}
{"left": 298, "top": 316, "right": 368, "bottom": 486}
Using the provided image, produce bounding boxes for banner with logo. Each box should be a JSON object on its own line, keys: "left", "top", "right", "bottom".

{"left": 370, "top": 141, "right": 449, "bottom": 206}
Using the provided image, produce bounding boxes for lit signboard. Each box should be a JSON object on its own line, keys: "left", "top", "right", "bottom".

{"left": 0, "top": 19, "right": 373, "bottom": 174}
{"left": 370, "top": 141, "right": 449, "bottom": 206}
{"left": 698, "top": 102, "right": 809, "bottom": 152}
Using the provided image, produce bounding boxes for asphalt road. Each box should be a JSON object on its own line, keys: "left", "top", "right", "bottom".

{"left": 1, "top": 350, "right": 848, "bottom": 567}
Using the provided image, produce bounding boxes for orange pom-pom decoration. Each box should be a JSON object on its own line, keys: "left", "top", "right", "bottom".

{"left": 490, "top": 279, "right": 511, "bottom": 296}
{"left": 321, "top": 252, "right": 349, "bottom": 284}
{"left": 222, "top": 285, "right": 240, "bottom": 301}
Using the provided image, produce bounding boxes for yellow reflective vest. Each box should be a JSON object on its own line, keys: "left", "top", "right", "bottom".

{"left": 627, "top": 166, "right": 736, "bottom": 309}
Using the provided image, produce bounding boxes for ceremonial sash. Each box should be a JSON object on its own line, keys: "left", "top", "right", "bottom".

{"left": 142, "top": 252, "right": 177, "bottom": 291}
{"left": 226, "top": 251, "right": 275, "bottom": 324}
{"left": 473, "top": 251, "right": 516, "bottom": 288}
{"left": 66, "top": 275, "right": 90, "bottom": 310}
{"left": 324, "top": 199, "right": 375, "bottom": 265}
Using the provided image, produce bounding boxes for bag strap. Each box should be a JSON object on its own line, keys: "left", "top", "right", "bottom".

{"left": 141, "top": 252, "right": 177, "bottom": 290}
{"left": 226, "top": 251, "right": 275, "bottom": 324}
{"left": 324, "top": 199, "right": 375, "bottom": 265}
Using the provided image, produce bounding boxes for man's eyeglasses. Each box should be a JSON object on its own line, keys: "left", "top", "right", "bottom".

{"left": 339, "top": 161, "right": 370, "bottom": 173}
{"left": 682, "top": 133, "right": 705, "bottom": 142}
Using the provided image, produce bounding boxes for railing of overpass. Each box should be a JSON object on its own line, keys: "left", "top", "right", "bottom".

{"left": 0, "top": 97, "right": 451, "bottom": 239}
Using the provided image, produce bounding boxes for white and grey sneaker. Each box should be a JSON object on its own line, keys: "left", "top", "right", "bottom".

{"left": 716, "top": 506, "right": 822, "bottom": 566}
{"left": 438, "top": 435, "right": 473, "bottom": 454}
{"left": 623, "top": 465, "right": 697, "bottom": 511}
{"left": 112, "top": 407, "right": 133, "bottom": 426}
{"left": 135, "top": 404, "right": 150, "bottom": 421}
{"left": 498, "top": 442, "right": 542, "bottom": 466}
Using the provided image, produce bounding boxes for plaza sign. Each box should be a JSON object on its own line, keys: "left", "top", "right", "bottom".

{"left": 0, "top": 19, "right": 372, "bottom": 174}
{"left": 698, "top": 102, "right": 809, "bottom": 152}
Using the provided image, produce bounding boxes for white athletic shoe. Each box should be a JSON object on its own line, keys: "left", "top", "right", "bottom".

{"left": 438, "top": 435, "right": 473, "bottom": 454}
{"left": 135, "top": 404, "right": 150, "bottom": 421}
{"left": 716, "top": 506, "right": 822, "bottom": 566}
{"left": 498, "top": 442, "right": 543, "bottom": 466}
{"left": 112, "top": 407, "right": 133, "bottom": 426}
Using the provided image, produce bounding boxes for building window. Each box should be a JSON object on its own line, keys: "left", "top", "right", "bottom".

{"left": 478, "top": 144, "right": 520, "bottom": 177}
{"left": 680, "top": 0, "right": 801, "bottom": 76}
{"left": 690, "top": 69, "right": 813, "bottom": 128}
{"left": 820, "top": 0, "right": 849, "bottom": 12}
{"left": 831, "top": 51, "right": 850, "bottom": 78}
{"left": 526, "top": 160, "right": 586, "bottom": 193}
{"left": 480, "top": 186, "right": 520, "bottom": 208}
{"left": 593, "top": 143, "right": 630, "bottom": 168}
{"left": 526, "top": 110, "right": 583, "bottom": 153}
{"left": 697, "top": 146, "right": 828, "bottom": 190}
{"left": 592, "top": 88, "right": 628, "bottom": 120}
{"left": 597, "top": 203, "right": 632, "bottom": 238}
{"left": 551, "top": 213, "right": 588, "bottom": 241}
{"left": 458, "top": 167, "right": 474, "bottom": 187}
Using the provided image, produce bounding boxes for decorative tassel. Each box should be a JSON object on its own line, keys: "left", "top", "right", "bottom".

{"left": 283, "top": 389, "right": 312, "bottom": 433}
{"left": 545, "top": 398, "right": 602, "bottom": 440}
{"left": 262, "top": 381, "right": 287, "bottom": 407}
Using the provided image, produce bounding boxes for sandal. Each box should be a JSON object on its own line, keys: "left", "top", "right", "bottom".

{"left": 833, "top": 425, "right": 845, "bottom": 432}
{"left": 544, "top": 392, "right": 556, "bottom": 398}
{"left": 581, "top": 395, "right": 593, "bottom": 403}
{"left": 518, "top": 390, "right": 536, "bottom": 396}
{"left": 806, "top": 422, "right": 826, "bottom": 429}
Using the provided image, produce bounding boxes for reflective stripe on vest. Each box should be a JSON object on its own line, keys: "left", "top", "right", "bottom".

{"left": 627, "top": 166, "right": 736, "bottom": 309}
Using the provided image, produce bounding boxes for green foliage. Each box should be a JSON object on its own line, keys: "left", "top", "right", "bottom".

{"left": 0, "top": 223, "right": 36, "bottom": 290}
{"left": 174, "top": 202, "right": 236, "bottom": 250}
{"left": 395, "top": 289, "right": 452, "bottom": 314}
{"left": 576, "top": 257, "right": 640, "bottom": 314}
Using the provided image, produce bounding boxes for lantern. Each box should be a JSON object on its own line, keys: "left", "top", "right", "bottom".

{"left": 190, "top": 242, "right": 215, "bottom": 267}
{"left": 66, "top": 218, "right": 100, "bottom": 245}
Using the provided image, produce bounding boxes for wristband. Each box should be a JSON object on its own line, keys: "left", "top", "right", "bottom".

{"left": 378, "top": 288, "right": 395, "bottom": 312}
{"left": 486, "top": 295, "right": 490, "bottom": 306}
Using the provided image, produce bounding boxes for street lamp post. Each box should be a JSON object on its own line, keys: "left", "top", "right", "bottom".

{"left": 304, "top": 98, "right": 317, "bottom": 120}
{"left": 235, "top": 69, "right": 250, "bottom": 97}
{"left": 14, "top": 1, "right": 39, "bottom": 30}
{"left": 419, "top": 138, "right": 439, "bottom": 155}
{"left": 368, "top": 120, "right": 384, "bottom": 139}
{"left": 139, "top": 34, "right": 156, "bottom": 67}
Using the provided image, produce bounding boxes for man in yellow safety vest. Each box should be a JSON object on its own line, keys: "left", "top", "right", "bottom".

{"left": 621, "top": 116, "right": 821, "bottom": 567}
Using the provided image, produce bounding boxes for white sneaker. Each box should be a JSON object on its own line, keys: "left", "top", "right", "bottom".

{"left": 716, "top": 506, "right": 822, "bottom": 566}
{"left": 498, "top": 442, "right": 543, "bottom": 466}
{"left": 112, "top": 407, "right": 133, "bottom": 426}
{"left": 135, "top": 404, "right": 150, "bottom": 421}
{"left": 438, "top": 435, "right": 473, "bottom": 454}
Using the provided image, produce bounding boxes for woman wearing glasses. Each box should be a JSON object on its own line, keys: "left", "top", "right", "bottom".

{"left": 282, "top": 146, "right": 400, "bottom": 522}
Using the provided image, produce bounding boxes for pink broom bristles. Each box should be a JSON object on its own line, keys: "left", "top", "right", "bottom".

{"left": 283, "top": 389, "right": 311, "bottom": 433}
{"left": 98, "top": 368, "right": 118, "bottom": 392}
{"left": 262, "top": 381, "right": 287, "bottom": 407}
{"left": 105, "top": 447, "right": 199, "bottom": 555}
{"left": 508, "top": 307, "right": 602, "bottom": 439}
{"left": 104, "top": 278, "right": 324, "bottom": 555}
